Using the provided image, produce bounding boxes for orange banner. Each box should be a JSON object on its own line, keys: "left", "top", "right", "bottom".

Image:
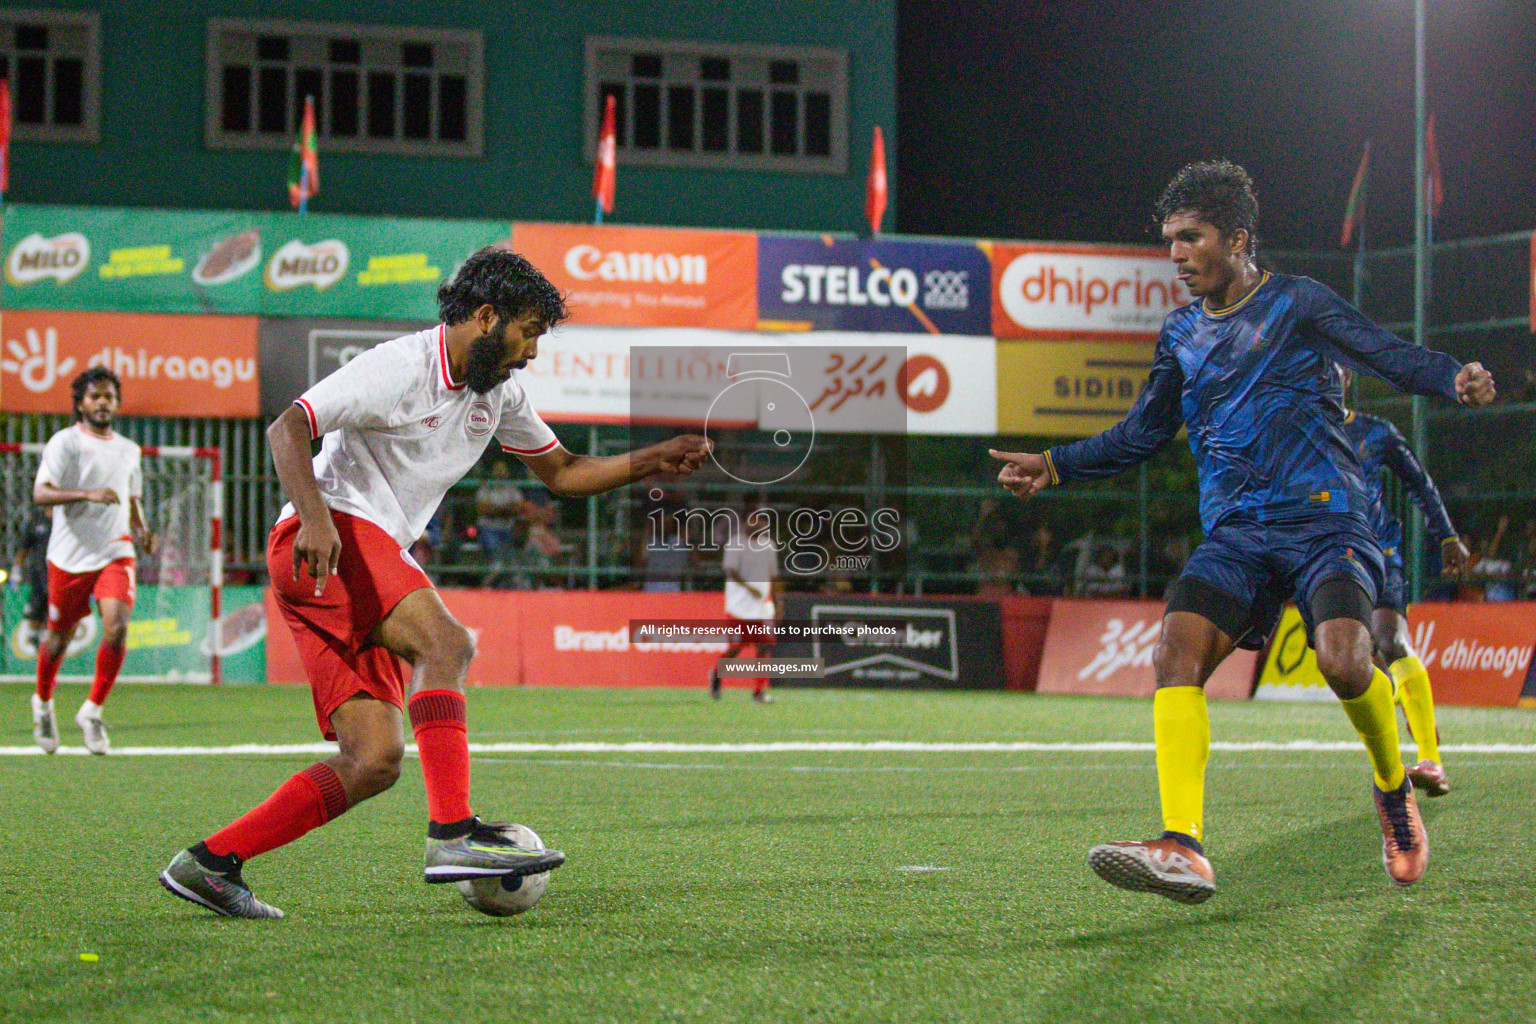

{"left": 1, "top": 310, "right": 258, "bottom": 417}
{"left": 511, "top": 223, "right": 757, "bottom": 329}
{"left": 1036, "top": 599, "right": 1256, "bottom": 699}
{"left": 1406, "top": 602, "right": 1536, "bottom": 707}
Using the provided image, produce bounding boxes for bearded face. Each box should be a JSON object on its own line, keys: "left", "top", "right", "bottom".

{"left": 464, "top": 319, "right": 514, "bottom": 394}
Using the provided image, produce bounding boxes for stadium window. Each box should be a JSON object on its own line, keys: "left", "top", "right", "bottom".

{"left": 206, "top": 18, "right": 483, "bottom": 157}
{"left": 0, "top": 8, "right": 100, "bottom": 143}
{"left": 584, "top": 36, "right": 847, "bottom": 173}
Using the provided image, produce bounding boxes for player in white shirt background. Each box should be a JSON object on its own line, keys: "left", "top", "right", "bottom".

{"left": 30, "top": 367, "right": 158, "bottom": 755}
{"left": 161, "top": 246, "right": 712, "bottom": 919}
{"left": 711, "top": 506, "right": 783, "bottom": 704}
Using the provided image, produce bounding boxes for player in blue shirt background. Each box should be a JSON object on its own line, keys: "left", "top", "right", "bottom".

{"left": 1339, "top": 367, "right": 1469, "bottom": 797}
{"left": 991, "top": 161, "right": 1496, "bottom": 904}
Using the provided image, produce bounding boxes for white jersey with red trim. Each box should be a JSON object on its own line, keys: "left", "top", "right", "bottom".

{"left": 723, "top": 535, "right": 779, "bottom": 622}
{"left": 35, "top": 425, "right": 142, "bottom": 573}
{"left": 280, "top": 325, "right": 559, "bottom": 549}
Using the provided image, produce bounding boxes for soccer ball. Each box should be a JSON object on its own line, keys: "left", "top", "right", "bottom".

{"left": 455, "top": 824, "right": 551, "bottom": 917}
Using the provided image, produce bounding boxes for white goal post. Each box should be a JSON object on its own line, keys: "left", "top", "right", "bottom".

{"left": 0, "top": 442, "right": 224, "bottom": 684}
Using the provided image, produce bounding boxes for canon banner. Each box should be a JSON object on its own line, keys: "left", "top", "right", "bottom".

{"left": 991, "top": 243, "right": 1189, "bottom": 341}
{"left": 756, "top": 234, "right": 991, "bottom": 335}
{"left": 510, "top": 223, "right": 757, "bottom": 330}
{"left": 1036, "top": 600, "right": 1256, "bottom": 700}
{"left": 1, "top": 310, "right": 259, "bottom": 417}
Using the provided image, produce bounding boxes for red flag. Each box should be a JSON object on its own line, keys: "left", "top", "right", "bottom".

{"left": 287, "top": 95, "right": 320, "bottom": 209}
{"left": 593, "top": 94, "right": 617, "bottom": 218}
{"left": 0, "top": 78, "right": 12, "bottom": 198}
{"left": 865, "top": 126, "right": 887, "bottom": 235}
{"left": 1339, "top": 140, "right": 1370, "bottom": 247}
{"left": 1425, "top": 113, "right": 1443, "bottom": 218}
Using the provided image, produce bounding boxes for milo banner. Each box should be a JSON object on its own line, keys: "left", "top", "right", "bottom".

{"left": 0, "top": 584, "right": 266, "bottom": 684}
{"left": 756, "top": 234, "right": 991, "bottom": 335}
{"left": 1, "top": 204, "right": 509, "bottom": 320}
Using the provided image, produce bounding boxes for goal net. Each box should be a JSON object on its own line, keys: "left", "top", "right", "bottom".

{"left": 0, "top": 442, "right": 224, "bottom": 684}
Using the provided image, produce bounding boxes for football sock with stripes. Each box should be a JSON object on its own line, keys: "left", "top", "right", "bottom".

{"left": 1390, "top": 655, "right": 1441, "bottom": 764}
{"left": 1340, "top": 667, "right": 1407, "bottom": 791}
{"left": 202, "top": 763, "right": 350, "bottom": 863}
{"left": 1154, "top": 685, "right": 1209, "bottom": 845}
{"left": 409, "top": 689, "right": 473, "bottom": 829}
{"left": 88, "top": 642, "right": 126, "bottom": 706}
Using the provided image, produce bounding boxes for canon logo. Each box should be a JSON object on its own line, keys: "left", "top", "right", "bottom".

{"left": 780, "top": 265, "right": 919, "bottom": 307}
{"left": 563, "top": 245, "right": 707, "bottom": 285}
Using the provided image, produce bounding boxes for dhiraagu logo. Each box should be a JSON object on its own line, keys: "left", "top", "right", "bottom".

{"left": 2, "top": 327, "right": 77, "bottom": 393}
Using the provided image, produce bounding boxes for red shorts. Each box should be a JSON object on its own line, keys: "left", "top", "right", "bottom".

{"left": 267, "top": 510, "right": 432, "bottom": 740}
{"left": 47, "top": 558, "right": 136, "bottom": 633}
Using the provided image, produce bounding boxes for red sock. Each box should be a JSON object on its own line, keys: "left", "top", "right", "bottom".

{"left": 205, "top": 763, "right": 349, "bottom": 862}
{"left": 35, "top": 644, "right": 63, "bottom": 702}
{"left": 409, "top": 689, "right": 472, "bottom": 826}
{"left": 88, "top": 643, "right": 126, "bottom": 706}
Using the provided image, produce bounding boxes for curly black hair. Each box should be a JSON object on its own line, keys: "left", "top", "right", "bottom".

{"left": 1154, "top": 160, "right": 1259, "bottom": 254}
{"left": 70, "top": 366, "right": 122, "bottom": 419}
{"left": 438, "top": 245, "right": 569, "bottom": 331}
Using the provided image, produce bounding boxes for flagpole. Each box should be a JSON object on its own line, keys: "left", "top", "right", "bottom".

{"left": 298, "top": 164, "right": 309, "bottom": 216}
{"left": 594, "top": 200, "right": 603, "bottom": 226}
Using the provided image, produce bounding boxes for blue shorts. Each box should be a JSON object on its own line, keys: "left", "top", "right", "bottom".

{"left": 1377, "top": 542, "right": 1407, "bottom": 612}
{"left": 1176, "top": 511, "right": 1385, "bottom": 650}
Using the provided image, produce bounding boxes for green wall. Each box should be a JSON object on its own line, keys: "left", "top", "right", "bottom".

{"left": 7, "top": 1, "right": 894, "bottom": 233}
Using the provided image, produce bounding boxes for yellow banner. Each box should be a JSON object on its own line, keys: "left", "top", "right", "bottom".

{"left": 1254, "top": 606, "right": 1335, "bottom": 701}
{"left": 995, "top": 340, "right": 1154, "bottom": 436}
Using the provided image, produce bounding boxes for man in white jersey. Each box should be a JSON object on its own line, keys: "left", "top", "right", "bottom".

{"left": 711, "top": 507, "right": 782, "bottom": 703}
{"left": 161, "top": 246, "right": 711, "bottom": 919}
{"left": 30, "top": 368, "right": 157, "bottom": 755}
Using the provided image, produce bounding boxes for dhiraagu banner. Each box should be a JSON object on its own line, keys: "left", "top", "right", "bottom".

{"left": 0, "top": 584, "right": 266, "bottom": 684}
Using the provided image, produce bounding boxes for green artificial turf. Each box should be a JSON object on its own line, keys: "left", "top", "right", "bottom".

{"left": 3, "top": 681, "right": 1535, "bottom": 1024}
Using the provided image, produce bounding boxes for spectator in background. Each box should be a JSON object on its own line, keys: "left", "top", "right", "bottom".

{"left": 10, "top": 507, "right": 52, "bottom": 636}
{"left": 1028, "top": 522, "right": 1063, "bottom": 595}
{"left": 1154, "top": 534, "right": 1192, "bottom": 598}
{"left": 475, "top": 459, "right": 526, "bottom": 556}
{"left": 641, "top": 509, "right": 690, "bottom": 593}
{"left": 1516, "top": 519, "right": 1536, "bottom": 600}
{"left": 1075, "top": 544, "right": 1130, "bottom": 597}
{"left": 1465, "top": 516, "right": 1515, "bottom": 602}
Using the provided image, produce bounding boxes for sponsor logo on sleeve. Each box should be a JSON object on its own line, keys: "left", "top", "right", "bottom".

{"left": 265, "top": 239, "right": 350, "bottom": 291}
{"left": 465, "top": 401, "right": 495, "bottom": 436}
{"left": 6, "top": 232, "right": 91, "bottom": 286}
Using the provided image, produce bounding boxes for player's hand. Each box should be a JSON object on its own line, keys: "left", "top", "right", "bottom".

{"left": 655, "top": 435, "right": 712, "bottom": 476}
{"left": 136, "top": 530, "right": 160, "bottom": 557}
{"left": 293, "top": 516, "right": 343, "bottom": 597}
{"left": 988, "top": 450, "right": 1051, "bottom": 499}
{"left": 86, "top": 488, "right": 120, "bottom": 505}
{"left": 1455, "top": 362, "right": 1496, "bottom": 406}
{"left": 1441, "top": 538, "right": 1471, "bottom": 576}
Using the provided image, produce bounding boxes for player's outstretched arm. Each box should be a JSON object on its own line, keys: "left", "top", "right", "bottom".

{"left": 128, "top": 497, "right": 159, "bottom": 556}
{"left": 518, "top": 435, "right": 712, "bottom": 497}
{"left": 33, "top": 481, "right": 119, "bottom": 507}
{"left": 268, "top": 405, "right": 341, "bottom": 596}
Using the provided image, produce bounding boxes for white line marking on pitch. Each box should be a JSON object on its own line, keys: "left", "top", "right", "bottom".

{"left": 4, "top": 740, "right": 1536, "bottom": 757}
{"left": 895, "top": 865, "right": 952, "bottom": 873}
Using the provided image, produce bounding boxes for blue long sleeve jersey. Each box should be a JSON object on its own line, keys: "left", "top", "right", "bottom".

{"left": 1341, "top": 410, "right": 1457, "bottom": 551}
{"left": 1044, "top": 272, "right": 1462, "bottom": 534}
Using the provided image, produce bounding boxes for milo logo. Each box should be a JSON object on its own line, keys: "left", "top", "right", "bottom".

{"left": 264, "top": 238, "right": 349, "bottom": 291}
{"left": 6, "top": 232, "right": 91, "bottom": 286}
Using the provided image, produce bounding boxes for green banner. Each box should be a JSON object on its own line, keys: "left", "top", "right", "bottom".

{"left": 0, "top": 583, "right": 266, "bottom": 684}
{"left": 0, "top": 204, "right": 511, "bottom": 320}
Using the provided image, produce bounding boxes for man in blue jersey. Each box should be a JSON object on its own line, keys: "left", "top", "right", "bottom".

{"left": 990, "top": 161, "right": 1495, "bottom": 903}
{"left": 1340, "top": 367, "right": 1469, "bottom": 797}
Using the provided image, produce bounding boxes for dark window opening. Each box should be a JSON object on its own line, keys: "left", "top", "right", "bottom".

{"left": 53, "top": 57, "right": 85, "bottom": 125}
{"left": 667, "top": 86, "right": 694, "bottom": 150}
{"left": 438, "top": 76, "right": 466, "bottom": 141}
{"left": 700, "top": 57, "right": 729, "bottom": 81}
{"left": 15, "top": 24, "right": 47, "bottom": 50}
{"left": 329, "top": 70, "right": 358, "bottom": 135}
{"left": 221, "top": 66, "right": 252, "bottom": 132}
{"left": 770, "top": 90, "right": 797, "bottom": 155}
{"left": 402, "top": 73, "right": 432, "bottom": 139}
{"left": 631, "top": 53, "right": 661, "bottom": 78}
{"left": 366, "top": 71, "right": 396, "bottom": 138}
{"left": 329, "top": 39, "right": 359, "bottom": 64}
{"left": 736, "top": 89, "right": 763, "bottom": 154}
{"left": 257, "top": 66, "right": 288, "bottom": 133}
{"left": 769, "top": 60, "right": 799, "bottom": 85}
{"left": 16, "top": 56, "right": 46, "bottom": 123}
{"left": 257, "top": 35, "right": 289, "bottom": 62}
{"left": 632, "top": 83, "right": 660, "bottom": 148}
{"left": 402, "top": 42, "right": 432, "bottom": 68}
{"left": 701, "top": 87, "right": 728, "bottom": 151}
{"left": 294, "top": 68, "right": 323, "bottom": 128}
{"left": 804, "top": 92, "right": 830, "bottom": 157}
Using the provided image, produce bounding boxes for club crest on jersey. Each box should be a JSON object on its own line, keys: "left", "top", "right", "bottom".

{"left": 421, "top": 415, "right": 442, "bottom": 430}
{"left": 465, "top": 402, "right": 495, "bottom": 437}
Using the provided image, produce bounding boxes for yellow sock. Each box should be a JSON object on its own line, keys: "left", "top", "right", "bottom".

{"left": 1391, "top": 655, "right": 1441, "bottom": 764}
{"left": 1154, "top": 686, "right": 1209, "bottom": 843}
{"left": 1340, "top": 668, "right": 1406, "bottom": 790}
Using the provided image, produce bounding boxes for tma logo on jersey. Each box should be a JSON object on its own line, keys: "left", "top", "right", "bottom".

{"left": 993, "top": 246, "right": 1188, "bottom": 340}
{"left": 5, "top": 232, "right": 91, "bottom": 287}
{"left": 265, "top": 239, "right": 350, "bottom": 291}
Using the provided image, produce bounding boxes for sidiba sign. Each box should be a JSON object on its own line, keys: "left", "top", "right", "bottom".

{"left": 991, "top": 244, "right": 1189, "bottom": 341}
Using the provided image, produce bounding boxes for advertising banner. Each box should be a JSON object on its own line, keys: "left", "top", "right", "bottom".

{"left": 1036, "top": 600, "right": 1256, "bottom": 700}
{"left": 995, "top": 340, "right": 1155, "bottom": 437}
{"left": 1, "top": 584, "right": 265, "bottom": 684}
{"left": 258, "top": 317, "right": 432, "bottom": 415}
{"left": 510, "top": 222, "right": 757, "bottom": 330}
{"left": 756, "top": 234, "right": 992, "bottom": 335}
{"left": 773, "top": 593, "right": 1004, "bottom": 690}
{"left": 991, "top": 243, "right": 1188, "bottom": 341}
{"left": 1255, "top": 602, "right": 1536, "bottom": 707}
{"left": 1, "top": 203, "right": 509, "bottom": 320}
{"left": 1, "top": 309, "right": 259, "bottom": 417}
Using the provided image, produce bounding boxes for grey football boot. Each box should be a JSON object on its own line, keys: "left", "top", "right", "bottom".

{"left": 423, "top": 817, "right": 566, "bottom": 883}
{"left": 31, "top": 695, "right": 58, "bottom": 754}
{"left": 158, "top": 849, "right": 285, "bottom": 919}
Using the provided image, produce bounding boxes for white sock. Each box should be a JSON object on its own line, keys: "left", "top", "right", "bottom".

{"left": 79, "top": 699, "right": 103, "bottom": 717}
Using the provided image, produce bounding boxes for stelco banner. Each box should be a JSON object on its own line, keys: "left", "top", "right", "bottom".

{"left": 991, "top": 243, "right": 1189, "bottom": 341}
{"left": 1, "top": 204, "right": 509, "bottom": 320}
{"left": 510, "top": 223, "right": 757, "bottom": 330}
{"left": 1036, "top": 600, "right": 1257, "bottom": 700}
{"left": 1, "top": 310, "right": 259, "bottom": 417}
{"left": 1257, "top": 603, "right": 1536, "bottom": 707}
{"left": 756, "top": 234, "right": 992, "bottom": 335}
{"left": 995, "top": 340, "right": 1155, "bottom": 437}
